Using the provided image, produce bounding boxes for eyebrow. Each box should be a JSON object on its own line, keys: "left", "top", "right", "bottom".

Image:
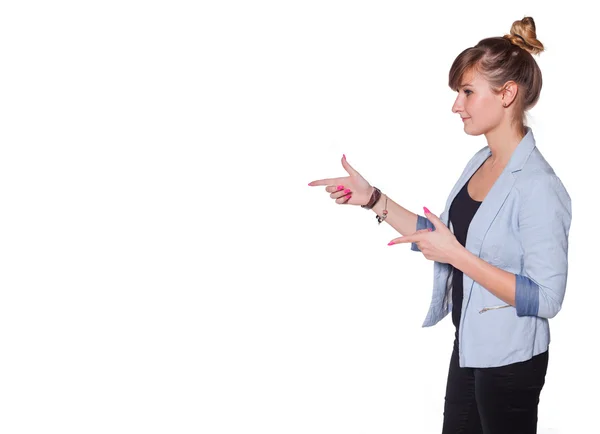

{"left": 459, "top": 83, "right": 473, "bottom": 88}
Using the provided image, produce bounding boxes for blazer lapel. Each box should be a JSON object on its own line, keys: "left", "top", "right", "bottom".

{"left": 462, "top": 128, "right": 538, "bottom": 301}
{"left": 441, "top": 149, "right": 491, "bottom": 227}
{"left": 465, "top": 170, "right": 517, "bottom": 256}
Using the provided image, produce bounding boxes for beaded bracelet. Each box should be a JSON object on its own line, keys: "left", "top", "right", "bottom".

{"left": 361, "top": 187, "right": 389, "bottom": 224}
{"left": 376, "top": 194, "right": 388, "bottom": 224}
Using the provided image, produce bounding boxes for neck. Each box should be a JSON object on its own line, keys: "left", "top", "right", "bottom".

{"left": 484, "top": 121, "right": 526, "bottom": 167}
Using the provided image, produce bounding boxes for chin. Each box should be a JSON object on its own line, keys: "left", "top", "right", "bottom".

{"left": 463, "top": 124, "right": 486, "bottom": 137}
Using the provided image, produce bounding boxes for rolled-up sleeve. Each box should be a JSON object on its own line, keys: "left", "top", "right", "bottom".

{"left": 411, "top": 215, "right": 436, "bottom": 252}
{"left": 515, "top": 175, "right": 572, "bottom": 318}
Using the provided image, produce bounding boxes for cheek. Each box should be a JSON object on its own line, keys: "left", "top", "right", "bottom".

{"left": 469, "top": 96, "right": 498, "bottom": 119}
{"left": 465, "top": 96, "right": 481, "bottom": 112}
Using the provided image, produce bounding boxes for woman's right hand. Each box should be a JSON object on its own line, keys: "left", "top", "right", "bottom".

{"left": 307, "top": 155, "right": 374, "bottom": 206}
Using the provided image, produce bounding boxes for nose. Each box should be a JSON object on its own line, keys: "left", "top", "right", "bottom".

{"left": 452, "top": 94, "right": 463, "bottom": 114}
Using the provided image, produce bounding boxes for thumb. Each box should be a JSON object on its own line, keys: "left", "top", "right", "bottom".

{"left": 423, "top": 207, "right": 443, "bottom": 230}
{"left": 341, "top": 154, "right": 359, "bottom": 176}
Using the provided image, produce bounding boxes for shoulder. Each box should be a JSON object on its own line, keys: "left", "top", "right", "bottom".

{"left": 516, "top": 148, "right": 570, "bottom": 200}
{"left": 514, "top": 150, "right": 572, "bottom": 220}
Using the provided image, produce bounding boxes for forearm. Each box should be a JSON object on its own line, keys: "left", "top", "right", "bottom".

{"left": 451, "top": 247, "right": 516, "bottom": 306}
{"left": 370, "top": 190, "right": 418, "bottom": 236}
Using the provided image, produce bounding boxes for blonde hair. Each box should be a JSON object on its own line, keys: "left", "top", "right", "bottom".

{"left": 448, "top": 17, "right": 544, "bottom": 133}
{"left": 504, "top": 17, "right": 544, "bottom": 55}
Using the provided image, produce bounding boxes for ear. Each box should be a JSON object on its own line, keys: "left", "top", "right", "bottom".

{"left": 501, "top": 81, "right": 519, "bottom": 107}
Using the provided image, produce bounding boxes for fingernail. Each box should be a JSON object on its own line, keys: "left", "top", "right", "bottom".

{"left": 343, "top": 154, "right": 346, "bottom": 159}
{"left": 428, "top": 228, "right": 433, "bottom": 232}
{"left": 337, "top": 185, "right": 344, "bottom": 190}
{"left": 344, "top": 189, "right": 351, "bottom": 194}
{"left": 423, "top": 206, "right": 431, "bottom": 214}
{"left": 387, "top": 241, "right": 394, "bottom": 246}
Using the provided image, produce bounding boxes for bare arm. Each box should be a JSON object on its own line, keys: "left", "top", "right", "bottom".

{"left": 452, "top": 248, "right": 516, "bottom": 306}
{"left": 369, "top": 189, "right": 419, "bottom": 237}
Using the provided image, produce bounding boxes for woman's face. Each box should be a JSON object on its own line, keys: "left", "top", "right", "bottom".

{"left": 452, "top": 68, "right": 504, "bottom": 136}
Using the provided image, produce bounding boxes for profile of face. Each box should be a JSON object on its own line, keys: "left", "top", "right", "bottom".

{"left": 452, "top": 68, "right": 507, "bottom": 136}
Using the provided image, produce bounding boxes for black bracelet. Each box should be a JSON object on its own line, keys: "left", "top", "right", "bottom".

{"left": 361, "top": 187, "right": 382, "bottom": 210}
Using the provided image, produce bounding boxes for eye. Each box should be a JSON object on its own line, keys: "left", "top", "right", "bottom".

{"left": 463, "top": 89, "right": 473, "bottom": 96}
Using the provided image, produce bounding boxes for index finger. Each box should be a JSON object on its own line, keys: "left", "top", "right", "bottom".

{"left": 308, "top": 177, "right": 346, "bottom": 187}
{"left": 388, "top": 232, "right": 427, "bottom": 245}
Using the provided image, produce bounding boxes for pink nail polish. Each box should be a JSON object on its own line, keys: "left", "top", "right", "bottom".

{"left": 343, "top": 154, "right": 346, "bottom": 159}
{"left": 387, "top": 241, "right": 394, "bottom": 246}
{"left": 337, "top": 185, "right": 344, "bottom": 190}
{"left": 423, "top": 206, "right": 431, "bottom": 214}
{"left": 428, "top": 228, "right": 433, "bottom": 232}
{"left": 344, "top": 189, "right": 351, "bottom": 194}
{"left": 347, "top": 195, "right": 352, "bottom": 200}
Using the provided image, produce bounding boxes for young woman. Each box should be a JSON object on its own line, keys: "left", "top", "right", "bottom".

{"left": 308, "top": 17, "right": 571, "bottom": 434}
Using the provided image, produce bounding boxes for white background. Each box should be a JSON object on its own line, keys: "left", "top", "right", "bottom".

{"left": 1, "top": 1, "right": 597, "bottom": 433}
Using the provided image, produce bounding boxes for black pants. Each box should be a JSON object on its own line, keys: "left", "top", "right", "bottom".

{"left": 442, "top": 339, "right": 549, "bottom": 434}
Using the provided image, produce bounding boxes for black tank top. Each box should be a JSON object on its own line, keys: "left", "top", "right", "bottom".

{"left": 449, "top": 174, "right": 482, "bottom": 341}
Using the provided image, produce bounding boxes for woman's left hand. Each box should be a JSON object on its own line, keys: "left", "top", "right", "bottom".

{"left": 388, "top": 208, "right": 463, "bottom": 265}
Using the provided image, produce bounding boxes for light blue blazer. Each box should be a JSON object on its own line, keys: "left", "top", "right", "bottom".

{"left": 412, "top": 128, "right": 572, "bottom": 368}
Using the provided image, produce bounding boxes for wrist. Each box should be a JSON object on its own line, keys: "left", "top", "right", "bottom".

{"left": 361, "top": 186, "right": 381, "bottom": 209}
{"left": 367, "top": 186, "right": 375, "bottom": 200}
{"left": 450, "top": 243, "right": 468, "bottom": 269}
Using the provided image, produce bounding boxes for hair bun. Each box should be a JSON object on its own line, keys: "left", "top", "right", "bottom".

{"left": 504, "top": 16, "right": 544, "bottom": 55}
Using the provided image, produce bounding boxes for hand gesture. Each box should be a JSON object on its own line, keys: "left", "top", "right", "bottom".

{"left": 388, "top": 208, "right": 462, "bottom": 264}
{"left": 307, "top": 155, "right": 373, "bottom": 206}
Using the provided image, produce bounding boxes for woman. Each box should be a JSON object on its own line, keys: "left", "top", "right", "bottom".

{"left": 308, "top": 17, "right": 571, "bottom": 434}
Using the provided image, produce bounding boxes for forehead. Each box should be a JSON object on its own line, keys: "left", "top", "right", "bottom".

{"left": 459, "top": 68, "right": 486, "bottom": 87}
